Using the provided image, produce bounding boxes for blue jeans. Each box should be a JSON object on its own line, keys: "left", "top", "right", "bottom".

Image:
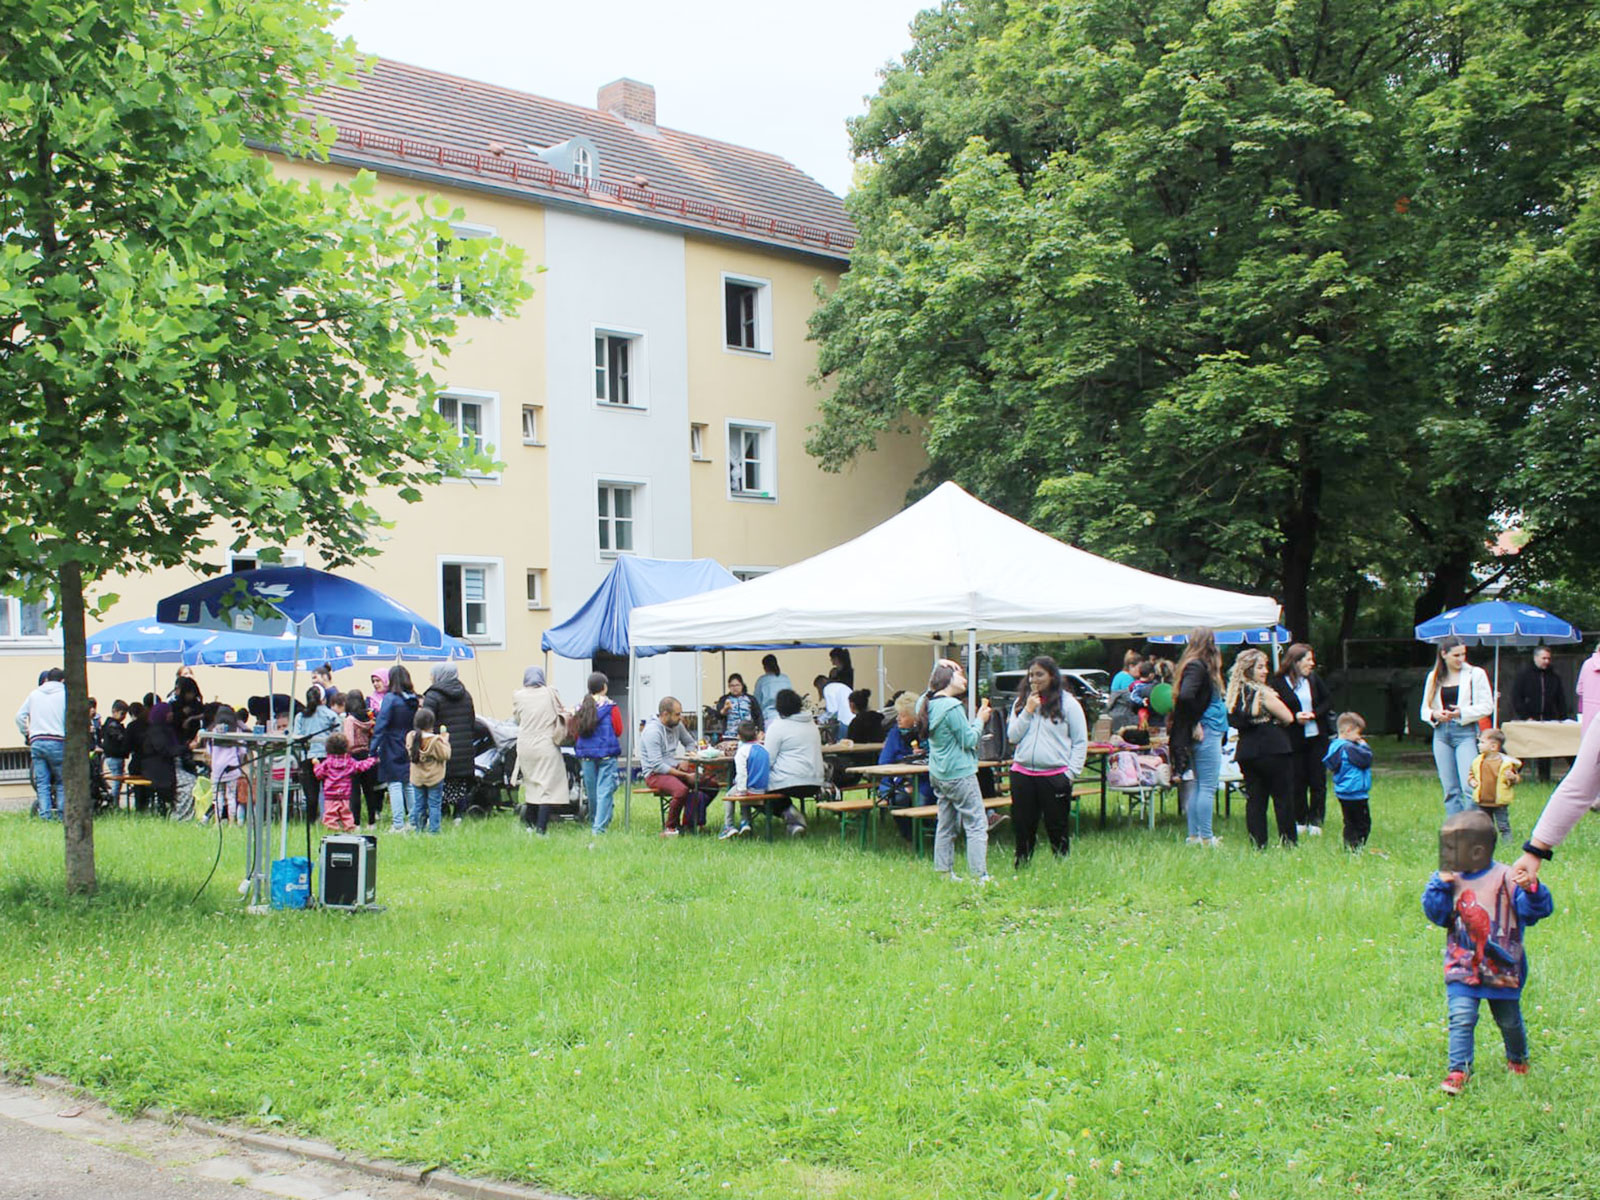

{"left": 31, "top": 739, "right": 65, "bottom": 819}
{"left": 387, "top": 779, "right": 417, "bottom": 830}
{"left": 1433, "top": 722, "right": 1479, "bottom": 814}
{"left": 1447, "top": 994, "right": 1527, "bottom": 1072}
{"left": 582, "top": 757, "right": 618, "bottom": 834}
{"left": 1182, "top": 730, "right": 1223, "bottom": 840}
{"left": 104, "top": 757, "right": 125, "bottom": 808}
{"left": 413, "top": 782, "right": 443, "bottom": 834}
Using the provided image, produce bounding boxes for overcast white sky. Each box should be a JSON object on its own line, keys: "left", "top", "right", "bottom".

{"left": 329, "top": 0, "right": 929, "bottom": 198}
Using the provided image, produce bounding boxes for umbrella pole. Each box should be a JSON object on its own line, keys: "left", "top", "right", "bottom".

{"left": 281, "top": 630, "right": 302, "bottom": 861}
{"left": 967, "top": 629, "right": 977, "bottom": 718}
{"left": 625, "top": 648, "right": 636, "bottom": 832}
{"left": 1494, "top": 645, "right": 1501, "bottom": 721}
{"left": 877, "top": 646, "right": 886, "bottom": 710}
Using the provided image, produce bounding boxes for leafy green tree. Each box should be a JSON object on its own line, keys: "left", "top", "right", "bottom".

{"left": 810, "top": 0, "right": 1600, "bottom": 638}
{"left": 0, "top": 0, "right": 529, "bottom": 892}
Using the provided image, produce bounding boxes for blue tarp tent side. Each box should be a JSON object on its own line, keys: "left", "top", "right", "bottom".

{"left": 540, "top": 557, "right": 742, "bottom": 658}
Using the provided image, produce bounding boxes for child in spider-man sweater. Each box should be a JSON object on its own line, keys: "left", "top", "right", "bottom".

{"left": 1422, "top": 809, "right": 1552, "bottom": 1097}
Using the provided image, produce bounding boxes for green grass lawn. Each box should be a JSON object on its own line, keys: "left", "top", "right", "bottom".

{"left": 2, "top": 768, "right": 1597, "bottom": 1200}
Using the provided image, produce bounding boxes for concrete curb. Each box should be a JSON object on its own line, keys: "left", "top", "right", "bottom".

{"left": 18, "top": 1072, "right": 577, "bottom": 1200}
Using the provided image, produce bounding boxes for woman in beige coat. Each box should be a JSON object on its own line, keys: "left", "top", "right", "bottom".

{"left": 513, "top": 666, "right": 570, "bottom": 835}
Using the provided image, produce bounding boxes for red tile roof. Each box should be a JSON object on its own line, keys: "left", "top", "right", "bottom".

{"left": 304, "top": 58, "right": 856, "bottom": 260}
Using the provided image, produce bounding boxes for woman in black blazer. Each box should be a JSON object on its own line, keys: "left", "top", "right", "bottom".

{"left": 1270, "top": 643, "right": 1335, "bottom": 836}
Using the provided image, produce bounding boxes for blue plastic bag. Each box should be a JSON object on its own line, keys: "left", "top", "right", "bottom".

{"left": 269, "top": 856, "right": 311, "bottom": 910}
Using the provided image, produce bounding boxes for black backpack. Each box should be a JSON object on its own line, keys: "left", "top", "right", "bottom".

{"left": 99, "top": 718, "right": 128, "bottom": 759}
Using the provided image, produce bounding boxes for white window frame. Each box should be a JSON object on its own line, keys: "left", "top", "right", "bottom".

{"left": 690, "top": 422, "right": 709, "bottom": 461}
{"left": 0, "top": 588, "right": 57, "bottom": 650}
{"left": 521, "top": 404, "right": 544, "bottom": 446}
{"left": 721, "top": 272, "right": 773, "bottom": 356}
{"left": 437, "top": 220, "right": 497, "bottom": 305}
{"left": 437, "top": 387, "right": 500, "bottom": 481}
{"left": 572, "top": 145, "right": 593, "bottom": 184}
{"left": 437, "top": 555, "right": 504, "bottom": 646}
{"left": 526, "top": 568, "right": 547, "bottom": 610}
{"left": 596, "top": 477, "right": 649, "bottom": 560}
{"left": 592, "top": 326, "right": 648, "bottom": 411}
{"left": 726, "top": 419, "right": 778, "bottom": 502}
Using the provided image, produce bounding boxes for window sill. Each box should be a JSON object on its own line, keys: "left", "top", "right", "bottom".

{"left": 723, "top": 345, "right": 773, "bottom": 359}
{"left": 728, "top": 491, "right": 777, "bottom": 504}
{"left": 594, "top": 401, "right": 649, "bottom": 414}
{"left": 522, "top": 439, "right": 545, "bottom": 448}
{"left": 526, "top": 603, "right": 549, "bottom": 611}
{"left": 442, "top": 473, "right": 503, "bottom": 485}
{"left": 0, "top": 640, "right": 61, "bottom": 655}
{"left": 691, "top": 455, "right": 712, "bottom": 463}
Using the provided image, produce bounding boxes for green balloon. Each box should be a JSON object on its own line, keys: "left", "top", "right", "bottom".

{"left": 1149, "top": 683, "right": 1174, "bottom": 715}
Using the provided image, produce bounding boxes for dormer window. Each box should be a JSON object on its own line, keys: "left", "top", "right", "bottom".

{"left": 532, "top": 136, "right": 600, "bottom": 183}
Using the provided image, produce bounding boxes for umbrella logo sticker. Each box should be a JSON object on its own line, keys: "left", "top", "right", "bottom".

{"left": 231, "top": 612, "right": 255, "bottom": 632}
{"left": 178, "top": 605, "right": 191, "bottom": 621}
{"left": 1476, "top": 623, "right": 1492, "bottom": 634}
{"left": 353, "top": 619, "right": 373, "bottom": 637}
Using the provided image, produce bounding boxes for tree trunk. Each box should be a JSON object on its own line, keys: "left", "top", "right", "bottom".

{"left": 1413, "top": 552, "right": 1474, "bottom": 629}
{"left": 59, "top": 561, "right": 96, "bottom": 895}
{"left": 1335, "top": 581, "right": 1363, "bottom": 648}
{"left": 1278, "top": 465, "right": 1323, "bottom": 642}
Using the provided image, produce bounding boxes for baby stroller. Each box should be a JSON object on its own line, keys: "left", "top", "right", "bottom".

{"left": 465, "top": 717, "right": 521, "bottom": 819}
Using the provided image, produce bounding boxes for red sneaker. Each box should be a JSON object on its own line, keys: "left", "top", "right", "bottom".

{"left": 1440, "top": 1070, "right": 1469, "bottom": 1095}
{"left": 1507, "top": 1060, "right": 1529, "bottom": 1076}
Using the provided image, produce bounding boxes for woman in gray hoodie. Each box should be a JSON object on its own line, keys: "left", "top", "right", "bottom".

{"left": 1005, "top": 655, "right": 1087, "bottom": 866}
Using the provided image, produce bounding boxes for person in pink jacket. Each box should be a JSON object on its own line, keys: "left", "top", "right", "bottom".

{"left": 313, "top": 732, "right": 378, "bottom": 832}
{"left": 1574, "top": 644, "right": 1600, "bottom": 734}
{"left": 1514, "top": 712, "right": 1600, "bottom": 890}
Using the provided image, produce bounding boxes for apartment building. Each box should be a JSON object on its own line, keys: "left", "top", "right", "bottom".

{"left": 1, "top": 61, "right": 926, "bottom": 736}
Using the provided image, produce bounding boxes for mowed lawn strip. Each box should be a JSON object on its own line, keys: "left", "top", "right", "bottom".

{"left": 1, "top": 770, "right": 1595, "bottom": 1200}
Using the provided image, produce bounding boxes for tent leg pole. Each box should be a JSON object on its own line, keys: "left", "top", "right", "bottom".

{"left": 877, "top": 646, "right": 885, "bottom": 709}
{"left": 625, "top": 648, "right": 636, "bottom": 832}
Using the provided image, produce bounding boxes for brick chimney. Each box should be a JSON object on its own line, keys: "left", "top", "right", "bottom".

{"left": 597, "top": 78, "right": 656, "bottom": 127}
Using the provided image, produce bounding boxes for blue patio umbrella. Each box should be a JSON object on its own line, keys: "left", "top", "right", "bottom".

{"left": 1415, "top": 600, "right": 1581, "bottom": 703}
{"left": 1414, "top": 601, "right": 1580, "bottom": 647}
{"left": 85, "top": 618, "right": 202, "bottom": 663}
{"left": 182, "top": 629, "right": 356, "bottom": 671}
{"left": 155, "top": 567, "right": 448, "bottom": 648}
{"left": 1147, "top": 625, "right": 1292, "bottom": 646}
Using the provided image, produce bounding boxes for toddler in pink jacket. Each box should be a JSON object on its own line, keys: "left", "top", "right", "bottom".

{"left": 313, "top": 732, "right": 378, "bottom": 831}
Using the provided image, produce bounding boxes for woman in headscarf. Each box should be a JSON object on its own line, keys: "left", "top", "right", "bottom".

{"left": 138, "top": 701, "right": 182, "bottom": 817}
{"left": 421, "top": 664, "right": 478, "bottom": 820}
{"left": 512, "top": 666, "right": 569, "bottom": 835}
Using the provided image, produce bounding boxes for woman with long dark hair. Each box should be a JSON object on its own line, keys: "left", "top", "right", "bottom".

{"left": 574, "top": 672, "right": 623, "bottom": 835}
{"left": 1171, "top": 629, "right": 1227, "bottom": 847}
{"left": 1271, "top": 642, "right": 1334, "bottom": 836}
{"left": 292, "top": 686, "right": 340, "bottom": 820}
{"left": 372, "top": 664, "right": 420, "bottom": 832}
{"left": 1226, "top": 649, "right": 1298, "bottom": 848}
{"left": 1421, "top": 636, "right": 1496, "bottom": 814}
{"left": 1005, "top": 655, "right": 1087, "bottom": 865}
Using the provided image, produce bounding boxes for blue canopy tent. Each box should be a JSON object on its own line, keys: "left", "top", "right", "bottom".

{"left": 1415, "top": 600, "right": 1582, "bottom": 705}
{"left": 543, "top": 556, "right": 826, "bottom": 830}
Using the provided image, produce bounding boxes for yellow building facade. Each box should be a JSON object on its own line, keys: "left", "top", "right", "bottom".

{"left": 3, "top": 63, "right": 929, "bottom": 759}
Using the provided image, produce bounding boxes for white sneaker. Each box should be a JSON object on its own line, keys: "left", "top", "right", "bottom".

{"left": 974, "top": 874, "right": 998, "bottom": 887}
{"left": 1186, "top": 835, "right": 1204, "bottom": 845}
{"left": 944, "top": 871, "right": 963, "bottom": 883}
{"left": 1206, "top": 836, "right": 1224, "bottom": 847}
{"left": 1306, "top": 825, "right": 1323, "bottom": 837}
{"left": 1296, "top": 824, "right": 1308, "bottom": 836}
{"left": 718, "top": 826, "right": 739, "bottom": 840}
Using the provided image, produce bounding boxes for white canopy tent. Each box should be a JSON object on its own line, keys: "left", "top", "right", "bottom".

{"left": 631, "top": 482, "right": 1280, "bottom": 652}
